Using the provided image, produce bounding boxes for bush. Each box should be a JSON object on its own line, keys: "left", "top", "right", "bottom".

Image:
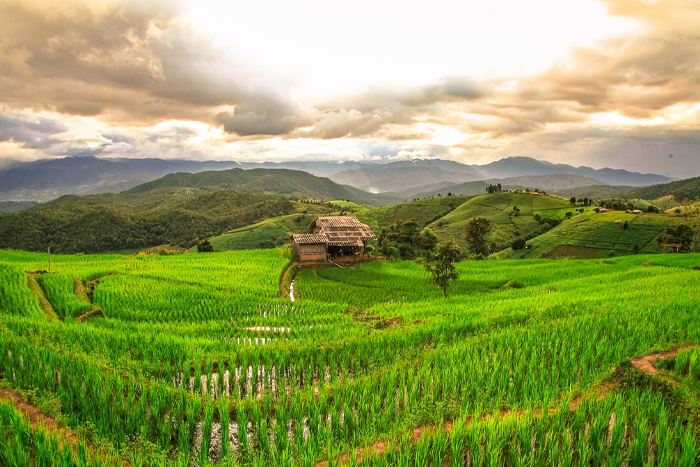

{"left": 511, "top": 238, "right": 527, "bottom": 250}
{"left": 196, "top": 239, "right": 214, "bottom": 253}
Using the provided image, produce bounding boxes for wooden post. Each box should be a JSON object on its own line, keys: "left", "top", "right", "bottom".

{"left": 47, "top": 246, "right": 51, "bottom": 273}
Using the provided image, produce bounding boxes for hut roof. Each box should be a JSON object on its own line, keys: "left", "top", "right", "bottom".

{"left": 314, "top": 216, "right": 377, "bottom": 246}
{"left": 292, "top": 234, "right": 329, "bottom": 244}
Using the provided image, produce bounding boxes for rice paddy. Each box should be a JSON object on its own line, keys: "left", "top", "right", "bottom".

{"left": 1, "top": 248, "right": 699, "bottom": 466}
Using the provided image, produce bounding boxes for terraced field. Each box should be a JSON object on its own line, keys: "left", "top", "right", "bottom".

{"left": 1, "top": 249, "right": 699, "bottom": 466}
{"left": 431, "top": 192, "right": 591, "bottom": 251}
{"left": 499, "top": 210, "right": 682, "bottom": 259}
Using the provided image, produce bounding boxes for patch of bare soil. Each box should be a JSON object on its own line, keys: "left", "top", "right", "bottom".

{"left": 630, "top": 348, "right": 682, "bottom": 376}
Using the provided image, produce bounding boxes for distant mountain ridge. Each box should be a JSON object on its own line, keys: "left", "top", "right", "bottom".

{"left": 0, "top": 155, "right": 673, "bottom": 203}
{"left": 329, "top": 157, "right": 672, "bottom": 193}
{"left": 0, "top": 156, "right": 239, "bottom": 202}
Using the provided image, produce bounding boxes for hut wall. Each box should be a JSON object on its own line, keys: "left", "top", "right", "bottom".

{"left": 298, "top": 243, "right": 327, "bottom": 261}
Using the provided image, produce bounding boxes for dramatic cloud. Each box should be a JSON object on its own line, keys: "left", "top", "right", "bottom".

{"left": 0, "top": 0, "right": 698, "bottom": 177}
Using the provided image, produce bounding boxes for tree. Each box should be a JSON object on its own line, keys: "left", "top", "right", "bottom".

{"left": 570, "top": 197, "right": 577, "bottom": 205}
{"left": 657, "top": 224, "right": 695, "bottom": 252}
{"left": 378, "top": 221, "right": 438, "bottom": 258}
{"left": 465, "top": 217, "right": 492, "bottom": 256}
{"left": 197, "top": 239, "right": 214, "bottom": 252}
{"left": 425, "top": 239, "right": 462, "bottom": 298}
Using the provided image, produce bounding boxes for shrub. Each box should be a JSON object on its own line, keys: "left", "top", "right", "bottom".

{"left": 196, "top": 240, "right": 214, "bottom": 253}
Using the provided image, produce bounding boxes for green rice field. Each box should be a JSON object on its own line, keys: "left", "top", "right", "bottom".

{"left": 1, "top": 249, "right": 700, "bottom": 466}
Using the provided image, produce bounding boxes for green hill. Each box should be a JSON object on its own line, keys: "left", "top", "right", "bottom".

{"left": 497, "top": 210, "right": 682, "bottom": 259}
{"left": 624, "top": 176, "right": 700, "bottom": 202}
{"left": 356, "top": 195, "right": 472, "bottom": 231}
{"left": 126, "top": 167, "right": 384, "bottom": 205}
{"left": 200, "top": 203, "right": 335, "bottom": 251}
{"left": 430, "top": 192, "right": 587, "bottom": 252}
{"left": 0, "top": 189, "right": 294, "bottom": 253}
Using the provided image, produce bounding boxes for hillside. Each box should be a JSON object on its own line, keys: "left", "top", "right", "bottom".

{"left": 551, "top": 185, "right": 633, "bottom": 199}
{"left": 126, "top": 167, "right": 386, "bottom": 205}
{"left": 0, "top": 156, "right": 239, "bottom": 202}
{"left": 624, "top": 176, "right": 700, "bottom": 202}
{"left": 355, "top": 195, "right": 472, "bottom": 231}
{"left": 498, "top": 210, "right": 682, "bottom": 259}
{"left": 0, "top": 189, "right": 294, "bottom": 253}
{"left": 199, "top": 203, "right": 334, "bottom": 251}
{"left": 430, "top": 192, "right": 586, "bottom": 252}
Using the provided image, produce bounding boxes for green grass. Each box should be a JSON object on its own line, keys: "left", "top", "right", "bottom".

{"left": 499, "top": 210, "right": 682, "bottom": 259}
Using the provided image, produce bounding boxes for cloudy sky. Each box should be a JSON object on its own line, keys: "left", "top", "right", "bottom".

{"left": 0, "top": 0, "right": 699, "bottom": 176}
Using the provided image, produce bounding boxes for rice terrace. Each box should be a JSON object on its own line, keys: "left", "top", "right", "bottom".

{"left": 1, "top": 235, "right": 700, "bottom": 466}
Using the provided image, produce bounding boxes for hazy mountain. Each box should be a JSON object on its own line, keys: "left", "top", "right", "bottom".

{"left": 238, "top": 160, "right": 377, "bottom": 177}
{"left": 0, "top": 155, "right": 673, "bottom": 204}
{"left": 0, "top": 201, "right": 39, "bottom": 212}
{"left": 0, "top": 156, "right": 239, "bottom": 202}
{"left": 389, "top": 174, "right": 608, "bottom": 199}
{"left": 486, "top": 174, "right": 606, "bottom": 190}
{"left": 329, "top": 157, "right": 671, "bottom": 192}
{"left": 126, "top": 168, "right": 387, "bottom": 205}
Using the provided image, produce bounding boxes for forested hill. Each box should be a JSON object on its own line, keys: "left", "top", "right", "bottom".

{"left": 0, "top": 190, "right": 294, "bottom": 253}
{"left": 624, "top": 176, "right": 700, "bottom": 202}
{"left": 125, "top": 167, "right": 382, "bottom": 205}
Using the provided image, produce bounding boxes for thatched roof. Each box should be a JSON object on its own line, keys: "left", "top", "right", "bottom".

{"left": 292, "top": 234, "right": 329, "bottom": 244}
{"left": 315, "top": 216, "right": 376, "bottom": 246}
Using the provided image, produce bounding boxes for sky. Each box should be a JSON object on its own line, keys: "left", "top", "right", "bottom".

{"left": 0, "top": 0, "right": 699, "bottom": 177}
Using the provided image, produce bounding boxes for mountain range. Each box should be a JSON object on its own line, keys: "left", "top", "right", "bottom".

{"left": 0, "top": 155, "right": 675, "bottom": 204}
{"left": 328, "top": 157, "right": 672, "bottom": 194}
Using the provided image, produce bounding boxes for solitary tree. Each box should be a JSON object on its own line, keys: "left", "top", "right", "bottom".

{"left": 569, "top": 197, "right": 577, "bottom": 205}
{"left": 425, "top": 239, "right": 463, "bottom": 298}
{"left": 465, "top": 217, "right": 492, "bottom": 256}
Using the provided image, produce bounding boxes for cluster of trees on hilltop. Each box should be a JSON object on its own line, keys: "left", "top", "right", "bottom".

{"left": 0, "top": 190, "right": 294, "bottom": 253}
{"left": 378, "top": 220, "right": 438, "bottom": 259}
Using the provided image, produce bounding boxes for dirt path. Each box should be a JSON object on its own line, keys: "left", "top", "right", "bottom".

{"left": 0, "top": 387, "right": 126, "bottom": 466}
{"left": 317, "top": 345, "right": 696, "bottom": 467}
{"left": 0, "top": 387, "right": 76, "bottom": 444}
{"left": 630, "top": 346, "right": 692, "bottom": 376}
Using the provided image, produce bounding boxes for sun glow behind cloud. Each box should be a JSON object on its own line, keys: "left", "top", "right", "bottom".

{"left": 183, "top": 0, "right": 638, "bottom": 97}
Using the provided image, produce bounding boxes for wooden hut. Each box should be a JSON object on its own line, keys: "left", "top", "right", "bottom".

{"left": 290, "top": 234, "right": 329, "bottom": 261}
{"left": 291, "top": 216, "right": 376, "bottom": 262}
